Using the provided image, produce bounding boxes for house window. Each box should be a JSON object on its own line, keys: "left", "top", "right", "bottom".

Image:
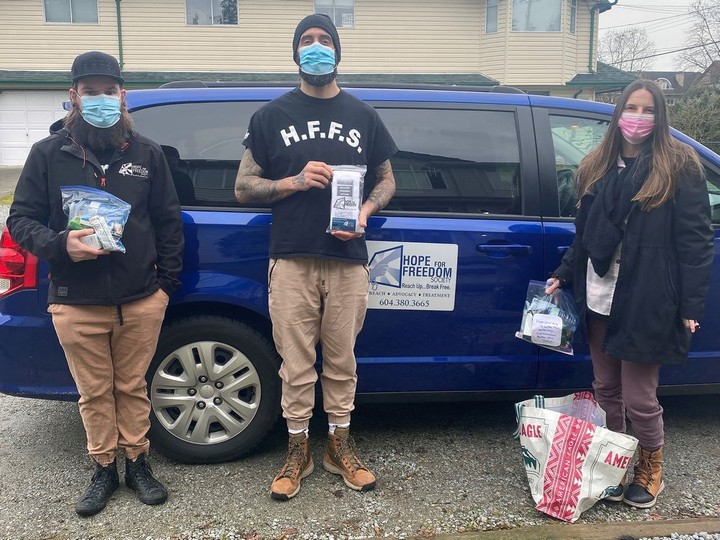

{"left": 486, "top": 0, "right": 498, "bottom": 33}
{"left": 570, "top": 0, "right": 577, "bottom": 34}
{"left": 44, "top": 0, "right": 98, "bottom": 23}
{"left": 315, "top": 0, "right": 354, "bottom": 28}
{"left": 186, "top": 0, "right": 238, "bottom": 26}
{"left": 655, "top": 78, "right": 673, "bottom": 90}
{"left": 512, "top": 0, "right": 561, "bottom": 32}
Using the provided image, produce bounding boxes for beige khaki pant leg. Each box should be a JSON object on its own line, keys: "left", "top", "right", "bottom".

{"left": 111, "top": 289, "right": 168, "bottom": 460}
{"left": 269, "top": 258, "right": 323, "bottom": 431}
{"left": 49, "top": 289, "right": 168, "bottom": 464}
{"left": 319, "top": 260, "right": 368, "bottom": 425}
{"left": 50, "top": 304, "right": 118, "bottom": 466}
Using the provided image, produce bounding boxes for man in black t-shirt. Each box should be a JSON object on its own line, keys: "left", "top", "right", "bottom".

{"left": 235, "top": 14, "right": 397, "bottom": 500}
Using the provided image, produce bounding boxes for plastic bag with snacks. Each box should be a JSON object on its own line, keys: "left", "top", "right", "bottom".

{"left": 326, "top": 165, "right": 366, "bottom": 233}
{"left": 515, "top": 280, "right": 579, "bottom": 355}
{"left": 61, "top": 186, "right": 131, "bottom": 253}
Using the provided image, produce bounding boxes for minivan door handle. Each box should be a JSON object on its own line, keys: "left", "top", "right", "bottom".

{"left": 476, "top": 243, "right": 532, "bottom": 257}
{"left": 557, "top": 245, "right": 570, "bottom": 255}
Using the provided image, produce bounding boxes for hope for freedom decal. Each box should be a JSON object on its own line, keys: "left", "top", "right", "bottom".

{"left": 367, "top": 241, "right": 458, "bottom": 311}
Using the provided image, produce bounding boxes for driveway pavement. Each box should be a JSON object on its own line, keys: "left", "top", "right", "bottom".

{"left": 0, "top": 166, "right": 21, "bottom": 199}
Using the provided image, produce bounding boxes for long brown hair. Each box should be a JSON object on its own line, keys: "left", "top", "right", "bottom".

{"left": 576, "top": 79, "right": 702, "bottom": 210}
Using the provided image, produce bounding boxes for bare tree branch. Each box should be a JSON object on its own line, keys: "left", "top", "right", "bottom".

{"left": 676, "top": 0, "right": 720, "bottom": 71}
{"left": 599, "top": 27, "right": 657, "bottom": 72}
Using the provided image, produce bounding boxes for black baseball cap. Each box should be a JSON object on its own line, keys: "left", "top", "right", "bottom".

{"left": 71, "top": 51, "right": 125, "bottom": 85}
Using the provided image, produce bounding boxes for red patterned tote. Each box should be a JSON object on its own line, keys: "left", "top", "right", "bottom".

{"left": 514, "top": 392, "right": 638, "bottom": 522}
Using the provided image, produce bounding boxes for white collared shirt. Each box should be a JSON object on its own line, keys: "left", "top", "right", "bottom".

{"left": 585, "top": 156, "right": 629, "bottom": 316}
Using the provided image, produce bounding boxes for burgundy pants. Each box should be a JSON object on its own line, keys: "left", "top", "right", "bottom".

{"left": 587, "top": 315, "right": 664, "bottom": 450}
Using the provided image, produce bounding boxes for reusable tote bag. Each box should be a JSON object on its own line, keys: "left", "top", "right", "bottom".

{"left": 514, "top": 392, "right": 639, "bottom": 522}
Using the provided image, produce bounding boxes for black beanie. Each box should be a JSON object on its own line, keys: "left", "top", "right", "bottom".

{"left": 292, "top": 13, "right": 341, "bottom": 65}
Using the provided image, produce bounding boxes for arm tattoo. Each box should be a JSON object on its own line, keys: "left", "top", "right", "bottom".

{"left": 235, "top": 149, "right": 282, "bottom": 204}
{"left": 367, "top": 160, "right": 396, "bottom": 213}
{"left": 292, "top": 172, "right": 307, "bottom": 188}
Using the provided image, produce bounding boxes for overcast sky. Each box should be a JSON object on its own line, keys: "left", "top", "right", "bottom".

{"left": 598, "top": 0, "right": 698, "bottom": 72}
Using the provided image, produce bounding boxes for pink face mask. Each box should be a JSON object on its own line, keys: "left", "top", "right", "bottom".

{"left": 618, "top": 112, "right": 655, "bottom": 145}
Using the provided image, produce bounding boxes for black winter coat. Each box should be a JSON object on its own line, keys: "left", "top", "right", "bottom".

{"left": 553, "top": 162, "right": 714, "bottom": 365}
{"left": 7, "top": 122, "right": 184, "bottom": 306}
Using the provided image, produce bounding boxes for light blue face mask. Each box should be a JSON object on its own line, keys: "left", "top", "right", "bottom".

{"left": 79, "top": 95, "right": 121, "bottom": 129}
{"left": 298, "top": 42, "right": 336, "bottom": 75}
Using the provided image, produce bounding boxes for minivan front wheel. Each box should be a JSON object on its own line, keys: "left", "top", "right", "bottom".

{"left": 147, "top": 315, "right": 281, "bottom": 463}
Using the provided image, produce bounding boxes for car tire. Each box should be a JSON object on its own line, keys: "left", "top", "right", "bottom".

{"left": 146, "top": 315, "right": 281, "bottom": 463}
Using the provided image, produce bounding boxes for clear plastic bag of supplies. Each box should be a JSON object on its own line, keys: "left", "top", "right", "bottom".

{"left": 61, "top": 185, "right": 131, "bottom": 253}
{"left": 515, "top": 280, "right": 579, "bottom": 355}
{"left": 327, "top": 165, "right": 366, "bottom": 233}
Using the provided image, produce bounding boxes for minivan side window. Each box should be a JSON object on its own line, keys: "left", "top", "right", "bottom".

{"left": 132, "top": 102, "right": 522, "bottom": 214}
{"left": 377, "top": 108, "right": 522, "bottom": 215}
{"left": 549, "top": 114, "right": 609, "bottom": 217}
{"left": 550, "top": 113, "right": 720, "bottom": 224}
{"left": 132, "top": 102, "right": 259, "bottom": 206}
{"left": 704, "top": 163, "right": 720, "bottom": 225}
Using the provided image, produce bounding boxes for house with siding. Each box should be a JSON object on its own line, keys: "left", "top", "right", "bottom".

{"left": 0, "top": 0, "right": 634, "bottom": 165}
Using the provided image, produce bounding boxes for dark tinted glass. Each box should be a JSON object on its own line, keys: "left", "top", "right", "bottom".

{"left": 376, "top": 108, "right": 521, "bottom": 214}
{"left": 132, "top": 101, "right": 522, "bottom": 214}
{"left": 704, "top": 161, "right": 720, "bottom": 225}
{"left": 132, "top": 101, "right": 259, "bottom": 206}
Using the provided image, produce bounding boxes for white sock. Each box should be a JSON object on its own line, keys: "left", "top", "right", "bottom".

{"left": 288, "top": 427, "right": 308, "bottom": 438}
{"left": 328, "top": 422, "right": 350, "bottom": 435}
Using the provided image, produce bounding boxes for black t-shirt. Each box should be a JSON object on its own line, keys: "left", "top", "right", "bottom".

{"left": 243, "top": 87, "right": 397, "bottom": 263}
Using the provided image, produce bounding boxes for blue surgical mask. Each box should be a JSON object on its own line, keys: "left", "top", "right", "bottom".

{"left": 298, "top": 43, "right": 336, "bottom": 75}
{"left": 79, "top": 95, "right": 121, "bottom": 128}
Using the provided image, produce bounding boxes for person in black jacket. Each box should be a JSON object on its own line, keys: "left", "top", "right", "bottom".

{"left": 546, "top": 79, "right": 713, "bottom": 509}
{"left": 7, "top": 51, "right": 184, "bottom": 517}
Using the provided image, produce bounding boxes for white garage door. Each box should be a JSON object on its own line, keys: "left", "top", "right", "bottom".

{"left": 0, "top": 91, "right": 68, "bottom": 166}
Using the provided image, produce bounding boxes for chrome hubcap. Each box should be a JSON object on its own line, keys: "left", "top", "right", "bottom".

{"left": 151, "top": 341, "right": 261, "bottom": 445}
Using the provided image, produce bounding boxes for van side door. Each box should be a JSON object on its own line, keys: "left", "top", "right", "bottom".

{"left": 355, "top": 100, "right": 544, "bottom": 394}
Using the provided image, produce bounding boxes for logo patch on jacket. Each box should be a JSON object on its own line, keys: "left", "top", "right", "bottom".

{"left": 119, "top": 162, "right": 149, "bottom": 179}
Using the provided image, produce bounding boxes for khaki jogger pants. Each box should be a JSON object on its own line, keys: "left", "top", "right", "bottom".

{"left": 268, "top": 257, "right": 369, "bottom": 431}
{"left": 48, "top": 289, "right": 169, "bottom": 465}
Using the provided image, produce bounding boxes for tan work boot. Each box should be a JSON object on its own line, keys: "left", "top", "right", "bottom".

{"left": 623, "top": 446, "right": 664, "bottom": 508}
{"left": 322, "top": 427, "right": 376, "bottom": 491}
{"left": 270, "top": 433, "right": 314, "bottom": 500}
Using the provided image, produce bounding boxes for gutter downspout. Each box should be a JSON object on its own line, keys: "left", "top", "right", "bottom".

{"left": 115, "top": 0, "right": 124, "bottom": 69}
{"left": 589, "top": 0, "right": 618, "bottom": 73}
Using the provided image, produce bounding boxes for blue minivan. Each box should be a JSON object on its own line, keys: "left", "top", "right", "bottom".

{"left": 1, "top": 84, "right": 719, "bottom": 463}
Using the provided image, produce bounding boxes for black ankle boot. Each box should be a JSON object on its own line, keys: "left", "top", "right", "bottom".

{"left": 75, "top": 459, "right": 119, "bottom": 517}
{"left": 125, "top": 454, "right": 168, "bottom": 505}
